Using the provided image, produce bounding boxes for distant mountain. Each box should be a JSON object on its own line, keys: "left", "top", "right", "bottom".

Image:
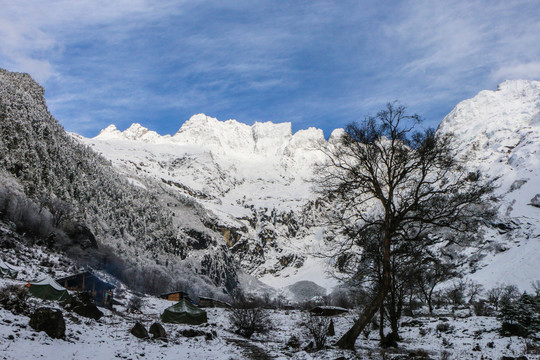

{"left": 82, "top": 113, "right": 336, "bottom": 289}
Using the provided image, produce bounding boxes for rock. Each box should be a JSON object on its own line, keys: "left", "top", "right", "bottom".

{"left": 501, "top": 322, "right": 529, "bottom": 337}
{"left": 149, "top": 322, "right": 167, "bottom": 341}
{"left": 63, "top": 223, "right": 98, "bottom": 249}
{"left": 530, "top": 194, "right": 540, "bottom": 208}
{"left": 73, "top": 303, "right": 103, "bottom": 320}
{"left": 29, "top": 307, "right": 65, "bottom": 339}
{"left": 180, "top": 328, "right": 213, "bottom": 339}
{"left": 401, "top": 319, "right": 424, "bottom": 327}
{"left": 303, "top": 341, "right": 314, "bottom": 351}
{"left": 130, "top": 322, "right": 149, "bottom": 339}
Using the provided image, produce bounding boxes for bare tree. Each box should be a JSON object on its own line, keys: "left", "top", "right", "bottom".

{"left": 303, "top": 313, "right": 331, "bottom": 351}
{"left": 315, "top": 102, "right": 495, "bottom": 349}
{"left": 486, "top": 286, "right": 504, "bottom": 312}
{"left": 228, "top": 292, "right": 272, "bottom": 339}
{"left": 415, "top": 259, "right": 457, "bottom": 315}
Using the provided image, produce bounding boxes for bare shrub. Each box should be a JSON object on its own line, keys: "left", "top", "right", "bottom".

{"left": 486, "top": 286, "right": 504, "bottom": 311}
{"left": 440, "top": 350, "right": 452, "bottom": 360}
{"left": 0, "top": 284, "right": 29, "bottom": 314}
{"left": 436, "top": 322, "right": 453, "bottom": 334}
{"left": 499, "top": 284, "right": 520, "bottom": 308}
{"left": 127, "top": 295, "right": 145, "bottom": 313}
{"left": 447, "top": 280, "right": 467, "bottom": 307}
{"left": 228, "top": 294, "right": 272, "bottom": 339}
{"left": 303, "top": 313, "right": 331, "bottom": 351}
{"left": 473, "top": 299, "right": 492, "bottom": 316}
{"left": 466, "top": 281, "right": 484, "bottom": 304}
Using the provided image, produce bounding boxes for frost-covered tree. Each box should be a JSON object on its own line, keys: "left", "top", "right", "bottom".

{"left": 315, "top": 102, "right": 495, "bottom": 349}
{"left": 0, "top": 69, "right": 239, "bottom": 294}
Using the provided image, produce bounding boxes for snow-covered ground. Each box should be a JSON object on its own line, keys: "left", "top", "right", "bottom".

{"left": 0, "top": 286, "right": 537, "bottom": 360}
{"left": 1, "top": 220, "right": 538, "bottom": 359}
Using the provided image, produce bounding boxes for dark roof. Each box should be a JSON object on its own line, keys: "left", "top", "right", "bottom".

{"left": 56, "top": 271, "right": 115, "bottom": 290}
{"left": 160, "top": 291, "right": 189, "bottom": 296}
{"left": 309, "top": 306, "right": 348, "bottom": 316}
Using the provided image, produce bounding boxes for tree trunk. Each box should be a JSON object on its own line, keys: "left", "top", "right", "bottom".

{"left": 388, "top": 272, "right": 399, "bottom": 340}
{"left": 379, "top": 302, "right": 384, "bottom": 340}
{"left": 336, "top": 232, "right": 392, "bottom": 349}
{"left": 427, "top": 287, "right": 434, "bottom": 316}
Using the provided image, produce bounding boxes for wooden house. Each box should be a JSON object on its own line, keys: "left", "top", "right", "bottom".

{"left": 56, "top": 271, "right": 115, "bottom": 309}
{"left": 159, "top": 291, "right": 192, "bottom": 303}
{"left": 198, "top": 296, "right": 231, "bottom": 308}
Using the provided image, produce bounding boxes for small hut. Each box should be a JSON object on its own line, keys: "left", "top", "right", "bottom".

{"left": 198, "top": 296, "right": 231, "bottom": 308}
{"left": 27, "top": 277, "right": 70, "bottom": 301}
{"left": 309, "top": 305, "right": 348, "bottom": 316}
{"left": 159, "top": 291, "right": 191, "bottom": 303}
{"left": 0, "top": 259, "right": 18, "bottom": 278}
{"left": 56, "top": 271, "right": 115, "bottom": 308}
{"left": 161, "top": 299, "right": 207, "bottom": 325}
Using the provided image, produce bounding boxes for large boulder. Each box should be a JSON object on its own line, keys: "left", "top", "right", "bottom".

{"left": 149, "top": 322, "right": 167, "bottom": 341}
{"left": 29, "top": 307, "right": 65, "bottom": 339}
{"left": 73, "top": 302, "right": 103, "bottom": 320}
{"left": 62, "top": 292, "right": 103, "bottom": 320}
{"left": 130, "top": 322, "right": 149, "bottom": 339}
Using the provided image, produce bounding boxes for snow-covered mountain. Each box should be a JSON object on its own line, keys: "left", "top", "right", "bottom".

{"left": 80, "top": 80, "right": 540, "bottom": 292}
{"left": 81, "top": 114, "right": 335, "bottom": 289}
{"left": 438, "top": 80, "right": 540, "bottom": 290}
{"left": 1, "top": 64, "right": 538, "bottom": 297}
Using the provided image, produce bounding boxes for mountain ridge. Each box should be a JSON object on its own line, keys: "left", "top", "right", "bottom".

{"left": 83, "top": 79, "right": 540, "bottom": 291}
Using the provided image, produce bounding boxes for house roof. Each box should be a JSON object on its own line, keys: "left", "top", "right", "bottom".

{"left": 56, "top": 271, "right": 115, "bottom": 289}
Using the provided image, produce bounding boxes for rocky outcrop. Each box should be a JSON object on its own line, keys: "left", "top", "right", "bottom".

{"left": 29, "top": 307, "right": 66, "bottom": 339}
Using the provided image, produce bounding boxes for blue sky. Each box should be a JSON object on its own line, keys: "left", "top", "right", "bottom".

{"left": 1, "top": 1, "right": 539, "bottom": 138}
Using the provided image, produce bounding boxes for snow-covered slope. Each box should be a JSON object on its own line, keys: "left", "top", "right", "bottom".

{"left": 438, "top": 80, "right": 540, "bottom": 290}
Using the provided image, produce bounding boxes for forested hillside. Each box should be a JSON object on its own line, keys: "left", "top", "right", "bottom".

{"left": 0, "top": 69, "right": 238, "bottom": 297}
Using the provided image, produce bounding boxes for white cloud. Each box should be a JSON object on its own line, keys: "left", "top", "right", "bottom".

{"left": 0, "top": 0, "right": 183, "bottom": 82}
{"left": 492, "top": 62, "right": 540, "bottom": 81}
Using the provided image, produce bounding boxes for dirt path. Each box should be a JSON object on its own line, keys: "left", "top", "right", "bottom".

{"left": 225, "top": 337, "right": 275, "bottom": 360}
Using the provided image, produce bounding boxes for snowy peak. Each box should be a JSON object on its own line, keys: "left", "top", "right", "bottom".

{"left": 94, "top": 113, "right": 332, "bottom": 158}
{"left": 96, "top": 124, "right": 122, "bottom": 139}
{"left": 173, "top": 114, "right": 255, "bottom": 154}
{"left": 95, "top": 123, "right": 162, "bottom": 142}
{"left": 438, "top": 79, "right": 540, "bottom": 138}
{"left": 437, "top": 79, "right": 540, "bottom": 232}
{"left": 123, "top": 123, "right": 149, "bottom": 140}
{"left": 252, "top": 121, "right": 292, "bottom": 155}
